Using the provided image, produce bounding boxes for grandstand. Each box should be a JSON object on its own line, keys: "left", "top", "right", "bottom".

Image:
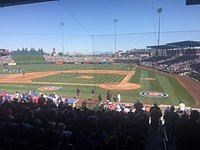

{"left": 0, "top": 1, "right": 200, "bottom": 150}
{"left": 0, "top": 49, "right": 13, "bottom": 65}
{"left": 142, "top": 41, "right": 200, "bottom": 81}
{"left": 0, "top": 49, "right": 11, "bottom": 56}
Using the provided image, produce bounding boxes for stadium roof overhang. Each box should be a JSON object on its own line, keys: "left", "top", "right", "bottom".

{"left": 166, "top": 40, "right": 200, "bottom": 48}
{"left": 147, "top": 45, "right": 178, "bottom": 50}
{"left": 147, "top": 41, "right": 200, "bottom": 50}
{"left": 0, "top": 0, "right": 57, "bottom": 7}
{"left": 186, "top": 0, "right": 200, "bottom": 5}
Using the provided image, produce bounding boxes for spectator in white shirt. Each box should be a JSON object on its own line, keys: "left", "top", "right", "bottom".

{"left": 179, "top": 101, "right": 185, "bottom": 113}
{"left": 116, "top": 92, "right": 121, "bottom": 102}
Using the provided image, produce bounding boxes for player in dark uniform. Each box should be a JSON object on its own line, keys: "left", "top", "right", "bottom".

{"left": 75, "top": 70, "right": 78, "bottom": 76}
{"left": 61, "top": 71, "right": 64, "bottom": 76}
{"left": 98, "top": 94, "right": 102, "bottom": 102}
{"left": 76, "top": 88, "right": 81, "bottom": 99}
{"left": 91, "top": 88, "right": 96, "bottom": 100}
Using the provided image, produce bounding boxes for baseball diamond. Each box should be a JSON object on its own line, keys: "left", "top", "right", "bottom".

{"left": 0, "top": 63, "right": 199, "bottom": 107}
{"left": 0, "top": 69, "right": 140, "bottom": 90}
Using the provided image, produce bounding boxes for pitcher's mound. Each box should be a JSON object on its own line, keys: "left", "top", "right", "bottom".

{"left": 77, "top": 76, "right": 94, "bottom": 79}
{"left": 99, "top": 83, "right": 141, "bottom": 90}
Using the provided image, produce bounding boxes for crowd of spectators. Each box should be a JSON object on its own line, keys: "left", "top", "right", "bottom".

{"left": 140, "top": 56, "right": 200, "bottom": 77}
{"left": 43, "top": 54, "right": 114, "bottom": 63}
{"left": 0, "top": 55, "right": 14, "bottom": 65}
{"left": 163, "top": 103, "right": 200, "bottom": 150}
{"left": 0, "top": 90, "right": 200, "bottom": 150}
{"left": 0, "top": 90, "right": 150, "bottom": 150}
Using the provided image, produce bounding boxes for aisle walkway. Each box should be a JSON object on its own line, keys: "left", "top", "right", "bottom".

{"left": 144, "top": 127, "right": 165, "bottom": 150}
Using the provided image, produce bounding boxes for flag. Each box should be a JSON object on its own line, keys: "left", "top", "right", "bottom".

{"left": 157, "top": 8, "right": 162, "bottom": 13}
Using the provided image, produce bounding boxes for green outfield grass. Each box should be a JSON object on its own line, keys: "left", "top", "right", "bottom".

{"left": 12, "top": 55, "right": 45, "bottom": 62}
{"left": 128, "top": 67, "right": 196, "bottom": 106}
{"left": 0, "top": 64, "right": 196, "bottom": 106}
{"left": 0, "top": 63, "right": 132, "bottom": 74}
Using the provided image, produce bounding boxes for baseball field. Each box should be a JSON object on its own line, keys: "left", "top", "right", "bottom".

{"left": 0, "top": 63, "right": 199, "bottom": 106}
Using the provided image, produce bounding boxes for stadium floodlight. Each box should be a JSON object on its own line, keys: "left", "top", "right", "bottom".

{"left": 60, "top": 22, "right": 64, "bottom": 54}
{"left": 0, "top": 0, "right": 58, "bottom": 7}
{"left": 113, "top": 19, "right": 118, "bottom": 56}
{"left": 157, "top": 8, "right": 162, "bottom": 46}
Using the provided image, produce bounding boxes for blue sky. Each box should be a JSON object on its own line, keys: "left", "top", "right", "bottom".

{"left": 0, "top": 0, "right": 200, "bottom": 54}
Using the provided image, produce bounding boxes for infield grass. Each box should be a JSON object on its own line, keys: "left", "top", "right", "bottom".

{"left": 32, "top": 73, "right": 125, "bottom": 84}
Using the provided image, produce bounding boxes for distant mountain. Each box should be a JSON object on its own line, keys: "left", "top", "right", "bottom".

{"left": 94, "top": 51, "right": 113, "bottom": 55}
{"left": 102, "top": 51, "right": 113, "bottom": 54}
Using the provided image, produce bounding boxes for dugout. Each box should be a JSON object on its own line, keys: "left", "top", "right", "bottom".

{"left": 64, "top": 97, "right": 79, "bottom": 108}
{"left": 101, "top": 61, "right": 112, "bottom": 64}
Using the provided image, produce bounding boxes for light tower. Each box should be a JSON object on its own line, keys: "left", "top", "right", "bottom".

{"left": 157, "top": 8, "right": 162, "bottom": 46}
{"left": 60, "top": 22, "right": 64, "bottom": 54}
{"left": 113, "top": 19, "right": 118, "bottom": 56}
